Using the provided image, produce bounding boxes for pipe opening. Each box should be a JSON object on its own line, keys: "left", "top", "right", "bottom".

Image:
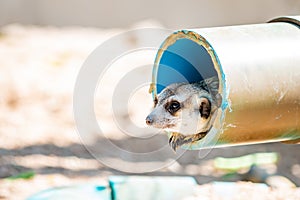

{"left": 151, "top": 31, "right": 226, "bottom": 149}
{"left": 156, "top": 38, "right": 217, "bottom": 93}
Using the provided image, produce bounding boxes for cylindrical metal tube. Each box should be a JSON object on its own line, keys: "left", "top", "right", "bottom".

{"left": 150, "top": 16, "right": 300, "bottom": 149}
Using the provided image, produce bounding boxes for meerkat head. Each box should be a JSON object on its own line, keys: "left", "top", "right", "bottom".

{"left": 146, "top": 78, "right": 221, "bottom": 137}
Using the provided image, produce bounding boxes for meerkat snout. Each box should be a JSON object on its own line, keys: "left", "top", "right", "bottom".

{"left": 145, "top": 115, "right": 153, "bottom": 125}
{"left": 146, "top": 76, "right": 222, "bottom": 151}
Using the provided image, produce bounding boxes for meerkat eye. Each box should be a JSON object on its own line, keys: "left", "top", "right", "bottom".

{"left": 166, "top": 100, "right": 181, "bottom": 114}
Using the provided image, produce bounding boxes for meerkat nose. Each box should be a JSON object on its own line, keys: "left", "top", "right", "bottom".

{"left": 145, "top": 115, "right": 153, "bottom": 125}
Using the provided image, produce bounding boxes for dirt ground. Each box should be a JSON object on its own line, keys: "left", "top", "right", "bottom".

{"left": 0, "top": 23, "right": 300, "bottom": 200}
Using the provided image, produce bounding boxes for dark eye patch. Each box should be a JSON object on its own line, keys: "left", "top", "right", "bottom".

{"left": 153, "top": 97, "right": 158, "bottom": 107}
{"left": 165, "top": 100, "right": 181, "bottom": 115}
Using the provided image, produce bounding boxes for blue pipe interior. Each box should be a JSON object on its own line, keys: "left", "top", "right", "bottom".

{"left": 156, "top": 38, "right": 218, "bottom": 94}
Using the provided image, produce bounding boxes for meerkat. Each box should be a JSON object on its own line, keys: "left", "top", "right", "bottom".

{"left": 146, "top": 76, "right": 222, "bottom": 151}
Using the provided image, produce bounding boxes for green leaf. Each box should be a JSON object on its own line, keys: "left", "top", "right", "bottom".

{"left": 7, "top": 171, "right": 35, "bottom": 180}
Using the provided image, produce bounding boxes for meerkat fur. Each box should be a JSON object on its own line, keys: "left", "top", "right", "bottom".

{"left": 146, "top": 76, "right": 222, "bottom": 151}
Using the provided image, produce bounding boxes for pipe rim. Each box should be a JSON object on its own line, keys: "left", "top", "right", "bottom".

{"left": 150, "top": 30, "right": 229, "bottom": 150}
{"left": 269, "top": 16, "right": 300, "bottom": 28}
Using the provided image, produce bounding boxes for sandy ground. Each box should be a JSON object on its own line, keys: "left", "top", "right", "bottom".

{"left": 0, "top": 23, "right": 300, "bottom": 200}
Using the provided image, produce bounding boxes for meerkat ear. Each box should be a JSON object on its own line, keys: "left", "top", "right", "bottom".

{"left": 199, "top": 97, "right": 211, "bottom": 119}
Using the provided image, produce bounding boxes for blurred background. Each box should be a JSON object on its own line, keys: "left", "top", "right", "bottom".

{"left": 1, "top": 0, "right": 300, "bottom": 28}
{"left": 0, "top": 0, "right": 300, "bottom": 199}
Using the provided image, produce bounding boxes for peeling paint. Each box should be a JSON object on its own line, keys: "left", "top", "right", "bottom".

{"left": 226, "top": 124, "right": 237, "bottom": 128}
